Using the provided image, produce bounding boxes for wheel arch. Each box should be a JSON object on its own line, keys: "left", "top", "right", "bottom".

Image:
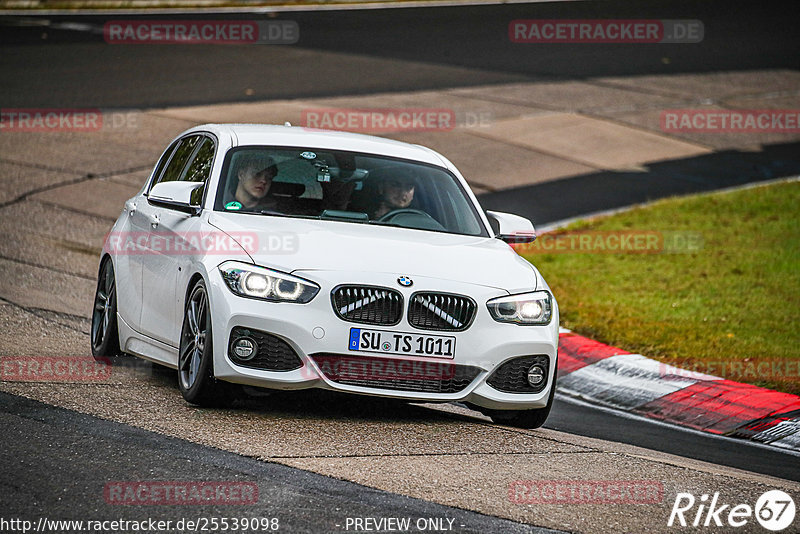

{"left": 177, "top": 267, "right": 213, "bottom": 349}
{"left": 97, "top": 253, "right": 114, "bottom": 277}
{"left": 184, "top": 272, "right": 207, "bottom": 306}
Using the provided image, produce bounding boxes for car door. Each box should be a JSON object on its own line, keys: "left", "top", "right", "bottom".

{"left": 114, "top": 139, "right": 180, "bottom": 332}
{"left": 138, "top": 134, "right": 215, "bottom": 346}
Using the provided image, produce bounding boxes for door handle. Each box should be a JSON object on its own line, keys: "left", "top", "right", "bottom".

{"left": 150, "top": 213, "right": 160, "bottom": 229}
{"left": 127, "top": 202, "right": 137, "bottom": 217}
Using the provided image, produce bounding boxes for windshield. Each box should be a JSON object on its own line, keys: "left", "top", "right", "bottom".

{"left": 213, "top": 146, "right": 488, "bottom": 237}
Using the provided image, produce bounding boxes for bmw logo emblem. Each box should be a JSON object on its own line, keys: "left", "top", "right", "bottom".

{"left": 397, "top": 276, "right": 413, "bottom": 287}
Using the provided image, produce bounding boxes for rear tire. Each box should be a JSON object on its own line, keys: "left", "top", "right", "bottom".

{"left": 91, "top": 258, "right": 121, "bottom": 359}
{"left": 178, "top": 280, "right": 237, "bottom": 407}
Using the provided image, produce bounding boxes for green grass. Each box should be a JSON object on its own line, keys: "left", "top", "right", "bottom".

{"left": 521, "top": 180, "right": 800, "bottom": 395}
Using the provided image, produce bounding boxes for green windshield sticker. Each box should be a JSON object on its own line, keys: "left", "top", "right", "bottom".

{"left": 225, "top": 201, "right": 243, "bottom": 211}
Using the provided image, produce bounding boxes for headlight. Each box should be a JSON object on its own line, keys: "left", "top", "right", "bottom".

{"left": 219, "top": 261, "right": 319, "bottom": 303}
{"left": 487, "top": 291, "right": 552, "bottom": 325}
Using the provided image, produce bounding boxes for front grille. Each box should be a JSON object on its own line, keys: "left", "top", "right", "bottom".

{"left": 228, "top": 327, "right": 303, "bottom": 371}
{"left": 487, "top": 355, "right": 550, "bottom": 393}
{"left": 408, "top": 292, "right": 477, "bottom": 331}
{"left": 331, "top": 285, "right": 403, "bottom": 326}
{"left": 310, "top": 353, "right": 481, "bottom": 394}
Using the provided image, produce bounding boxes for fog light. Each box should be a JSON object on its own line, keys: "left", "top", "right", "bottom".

{"left": 232, "top": 337, "right": 257, "bottom": 361}
{"left": 527, "top": 364, "right": 545, "bottom": 387}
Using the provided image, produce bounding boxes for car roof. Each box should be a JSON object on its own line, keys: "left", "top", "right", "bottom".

{"left": 185, "top": 123, "right": 448, "bottom": 167}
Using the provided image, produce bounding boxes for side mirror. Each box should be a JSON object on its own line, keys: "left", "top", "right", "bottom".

{"left": 486, "top": 210, "right": 536, "bottom": 244}
{"left": 148, "top": 181, "right": 204, "bottom": 215}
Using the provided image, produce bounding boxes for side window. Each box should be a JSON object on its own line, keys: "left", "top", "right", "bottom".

{"left": 183, "top": 137, "right": 215, "bottom": 183}
{"left": 183, "top": 137, "right": 216, "bottom": 205}
{"left": 149, "top": 139, "right": 180, "bottom": 189}
{"left": 154, "top": 135, "right": 202, "bottom": 187}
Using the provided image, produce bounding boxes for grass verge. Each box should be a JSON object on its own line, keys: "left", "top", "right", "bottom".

{"left": 520, "top": 180, "right": 800, "bottom": 395}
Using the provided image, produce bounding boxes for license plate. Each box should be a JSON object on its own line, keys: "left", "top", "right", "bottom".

{"left": 348, "top": 328, "right": 456, "bottom": 359}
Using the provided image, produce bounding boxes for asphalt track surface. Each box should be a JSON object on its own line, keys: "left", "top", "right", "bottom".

{"left": 2, "top": 0, "right": 799, "bottom": 223}
{"left": 1, "top": 0, "right": 798, "bottom": 109}
{"left": 1, "top": 0, "right": 800, "bottom": 531}
{"left": 1, "top": 391, "right": 554, "bottom": 533}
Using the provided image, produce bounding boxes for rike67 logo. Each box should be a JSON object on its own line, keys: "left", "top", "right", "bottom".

{"left": 668, "top": 490, "right": 796, "bottom": 531}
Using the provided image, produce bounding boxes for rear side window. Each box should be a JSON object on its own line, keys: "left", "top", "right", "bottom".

{"left": 150, "top": 139, "right": 180, "bottom": 188}
{"left": 183, "top": 137, "right": 216, "bottom": 205}
{"left": 154, "top": 135, "right": 202, "bottom": 187}
{"left": 183, "top": 137, "right": 215, "bottom": 184}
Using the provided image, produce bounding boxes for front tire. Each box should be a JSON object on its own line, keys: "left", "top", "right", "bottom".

{"left": 178, "top": 280, "right": 236, "bottom": 407}
{"left": 489, "top": 362, "right": 558, "bottom": 429}
{"left": 91, "top": 258, "right": 121, "bottom": 359}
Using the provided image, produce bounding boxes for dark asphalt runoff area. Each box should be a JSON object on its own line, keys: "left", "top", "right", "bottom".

{"left": 0, "top": 391, "right": 556, "bottom": 533}
{"left": 1, "top": 0, "right": 798, "bottom": 225}
{"left": 1, "top": 0, "right": 798, "bottom": 109}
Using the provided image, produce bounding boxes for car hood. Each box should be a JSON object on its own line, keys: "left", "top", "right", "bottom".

{"left": 207, "top": 213, "right": 538, "bottom": 292}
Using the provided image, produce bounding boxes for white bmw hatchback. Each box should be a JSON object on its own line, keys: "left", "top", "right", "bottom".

{"left": 92, "top": 124, "right": 559, "bottom": 428}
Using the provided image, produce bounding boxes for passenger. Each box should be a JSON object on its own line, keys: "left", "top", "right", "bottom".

{"left": 232, "top": 155, "right": 280, "bottom": 210}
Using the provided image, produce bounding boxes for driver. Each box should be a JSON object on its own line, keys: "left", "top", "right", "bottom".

{"left": 370, "top": 173, "right": 416, "bottom": 219}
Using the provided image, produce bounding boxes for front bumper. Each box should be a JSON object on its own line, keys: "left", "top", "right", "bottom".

{"left": 208, "top": 268, "right": 559, "bottom": 410}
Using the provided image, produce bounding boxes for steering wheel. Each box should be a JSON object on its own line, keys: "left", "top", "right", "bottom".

{"left": 376, "top": 209, "right": 446, "bottom": 231}
{"left": 377, "top": 208, "right": 432, "bottom": 222}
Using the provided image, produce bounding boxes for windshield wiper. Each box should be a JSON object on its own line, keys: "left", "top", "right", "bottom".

{"left": 319, "top": 210, "right": 369, "bottom": 222}
{"left": 258, "top": 210, "right": 322, "bottom": 220}
{"left": 258, "top": 210, "right": 297, "bottom": 218}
